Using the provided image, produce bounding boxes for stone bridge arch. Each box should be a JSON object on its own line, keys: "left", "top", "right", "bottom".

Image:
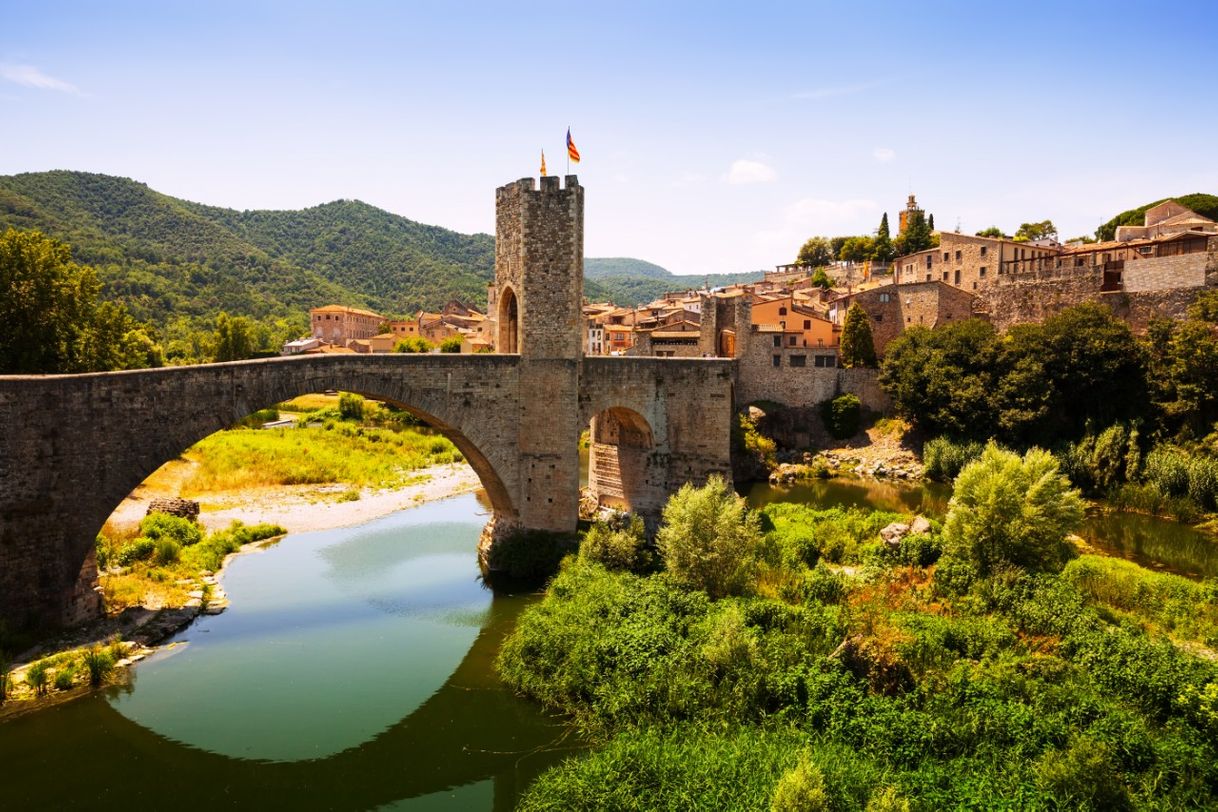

{"left": 0, "top": 354, "right": 524, "bottom": 630}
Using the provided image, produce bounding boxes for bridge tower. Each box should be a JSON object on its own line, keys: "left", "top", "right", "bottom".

{"left": 487, "top": 175, "right": 584, "bottom": 535}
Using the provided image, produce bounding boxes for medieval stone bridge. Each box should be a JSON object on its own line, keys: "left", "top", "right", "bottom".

{"left": 0, "top": 173, "right": 742, "bottom": 631}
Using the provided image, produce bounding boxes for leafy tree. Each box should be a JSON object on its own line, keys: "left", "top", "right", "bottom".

{"left": 810, "top": 268, "right": 833, "bottom": 290}
{"left": 1014, "top": 220, "right": 1058, "bottom": 242}
{"left": 1188, "top": 290, "right": 1218, "bottom": 323}
{"left": 211, "top": 312, "right": 255, "bottom": 362}
{"left": 394, "top": 336, "right": 434, "bottom": 353}
{"left": 438, "top": 336, "right": 463, "bottom": 353}
{"left": 975, "top": 226, "right": 1008, "bottom": 239}
{"left": 656, "top": 475, "right": 762, "bottom": 599}
{"left": 839, "top": 236, "right": 875, "bottom": 263}
{"left": 796, "top": 237, "right": 833, "bottom": 268}
{"left": 839, "top": 302, "right": 877, "bottom": 368}
{"left": 820, "top": 393, "right": 862, "bottom": 439}
{"left": 338, "top": 392, "right": 365, "bottom": 420}
{"left": 880, "top": 319, "right": 998, "bottom": 440}
{"left": 941, "top": 444, "right": 1084, "bottom": 581}
{"left": 927, "top": 213, "right": 935, "bottom": 232}
{"left": 0, "top": 228, "right": 158, "bottom": 373}
{"left": 871, "top": 213, "right": 894, "bottom": 264}
{"left": 829, "top": 236, "right": 850, "bottom": 259}
{"left": 1149, "top": 318, "right": 1218, "bottom": 434}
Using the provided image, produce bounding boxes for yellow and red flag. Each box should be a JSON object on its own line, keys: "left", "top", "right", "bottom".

{"left": 540, "top": 150, "right": 547, "bottom": 177}
{"left": 566, "top": 128, "right": 580, "bottom": 163}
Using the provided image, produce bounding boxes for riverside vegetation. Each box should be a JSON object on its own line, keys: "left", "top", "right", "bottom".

{"left": 498, "top": 451, "right": 1218, "bottom": 810}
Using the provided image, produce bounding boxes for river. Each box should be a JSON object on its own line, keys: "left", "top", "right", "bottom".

{"left": 0, "top": 493, "right": 581, "bottom": 810}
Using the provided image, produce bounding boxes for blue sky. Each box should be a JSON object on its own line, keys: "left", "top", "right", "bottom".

{"left": 2, "top": 1, "right": 1216, "bottom": 275}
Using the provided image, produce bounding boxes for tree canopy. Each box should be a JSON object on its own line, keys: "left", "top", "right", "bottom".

{"left": 839, "top": 302, "right": 877, "bottom": 368}
{"left": 796, "top": 237, "right": 834, "bottom": 268}
{"left": 0, "top": 228, "right": 162, "bottom": 373}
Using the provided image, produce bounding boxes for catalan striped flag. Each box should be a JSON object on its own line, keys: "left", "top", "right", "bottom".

{"left": 540, "top": 150, "right": 547, "bottom": 177}
{"left": 566, "top": 128, "right": 580, "bottom": 163}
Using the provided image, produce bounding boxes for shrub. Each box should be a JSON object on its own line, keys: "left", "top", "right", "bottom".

{"left": 179, "top": 521, "right": 285, "bottom": 572}
{"left": 922, "top": 437, "right": 984, "bottom": 482}
{"left": 139, "top": 512, "right": 203, "bottom": 547}
{"left": 940, "top": 444, "right": 1084, "bottom": 582}
{"left": 1145, "top": 446, "right": 1190, "bottom": 496}
{"left": 771, "top": 755, "right": 830, "bottom": 812}
{"left": 115, "top": 537, "right": 157, "bottom": 566}
{"left": 25, "top": 660, "right": 48, "bottom": 695}
{"left": 338, "top": 392, "right": 365, "bottom": 420}
{"left": 53, "top": 664, "right": 76, "bottom": 691}
{"left": 438, "top": 336, "right": 463, "bottom": 353}
{"left": 820, "top": 394, "right": 862, "bottom": 439}
{"left": 865, "top": 787, "right": 911, "bottom": 812}
{"left": 656, "top": 475, "right": 763, "bottom": 599}
{"left": 1034, "top": 737, "right": 1131, "bottom": 811}
{"left": 393, "top": 336, "right": 434, "bottom": 353}
{"left": 152, "top": 537, "right": 180, "bottom": 565}
{"left": 83, "top": 646, "right": 115, "bottom": 687}
{"left": 580, "top": 514, "right": 654, "bottom": 574}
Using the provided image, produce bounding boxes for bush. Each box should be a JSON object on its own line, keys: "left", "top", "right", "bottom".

{"left": 820, "top": 394, "right": 862, "bottom": 439}
{"left": 1145, "top": 446, "right": 1190, "bottom": 497}
{"left": 83, "top": 646, "right": 115, "bottom": 687}
{"left": 438, "top": 336, "right": 463, "bottom": 353}
{"left": 657, "top": 475, "right": 763, "bottom": 599}
{"left": 152, "top": 537, "right": 180, "bottom": 565}
{"left": 771, "top": 754, "right": 830, "bottom": 812}
{"left": 922, "top": 437, "right": 984, "bottom": 482}
{"left": 115, "top": 537, "right": 157, "bottom": 566}
{"left": 580, "top": 514, "right": 654, "bottom": 574}
{"left": 179, "top": 521, "right": 284, "bottom": 572}
{"left": 940, "top": 444, "right": 1084, "bottom": 582}
{"left": 393, "top": 336, "right": 434, "bottom": 353}
{"left": 26, "top": 661, "right": 49, "bottom": 695}
{"left": 1035, "top": 737, "right": 1131, "bottom": 811}
{"left": 139, "top": 512, "right": 203, "bottom": 547}
{"left": 338, "top": 392, "right": 365, "bottom": 420}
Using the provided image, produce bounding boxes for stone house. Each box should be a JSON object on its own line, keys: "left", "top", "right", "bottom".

{"left": 895, "top": 231, "right": 1058, "bottom": 293}
{"left": 829, "top": 281, "right": 980, "bottom": 356}
{"left": 309, "top": 305, "right": 385, "bottom": 346}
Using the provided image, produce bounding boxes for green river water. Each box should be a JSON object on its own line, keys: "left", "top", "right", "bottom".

{"left": 2, "top": 476, "right": 1216, "bottom": 810}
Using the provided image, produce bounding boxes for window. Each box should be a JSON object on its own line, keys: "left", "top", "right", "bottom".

{"left": 955, "top": 250, "right": 962, "bottom": 262}
{"left": 778, "top": 306, "right": 787, "bottom": 316}
{"left": 942, "top": 271, "right": 949, "bottom": 281}
{"left": 803, "top": 319, "right": 811, "bottom": 329}
{"left": 973, "top": 281, "right": 978, "bottom": 290}
{"left": 879, "top": 292, "right": 891, "bottom": 303}
{"left": 943, "top": 252, "right": 950, "bottom": 261}
{"left": 874, "top": 313, "right": 883, "bottom": 323}
{"left": 925, "top": 255, "right": 933, "bottom": 268}
{"left": 925, "top": 273, "right": 931, "bottom": 281}
{"left": 979, "top": 266, "right": 987, "bottom": 277}
{"left": 788, "top": 335, "right": 797, "bottom": 347}
{"left": 773, "top": 335, "right": 781, "bottom": 347}
{"left": 980, "top": 246, "right": 987, "bottom": 257}
{"left": 814, "top": 355, "right": 836, "bottom": 368}
{"left": 789, "top": 354, "right": 806, "bottom": 367}
{"left": 954, "top": 270, "right": 961, "bottom": 284}
{"left": 772, "top": 354, "right": 781, "bottom": 367}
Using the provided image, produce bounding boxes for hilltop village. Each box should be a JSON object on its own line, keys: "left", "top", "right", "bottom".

{"left": 288, "top": 195, "right": 1218, "bottom": 406}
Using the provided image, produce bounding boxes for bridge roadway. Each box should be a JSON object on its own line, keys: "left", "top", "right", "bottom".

{"left": 0, "top": 352, "right": 735, "bottom": 630}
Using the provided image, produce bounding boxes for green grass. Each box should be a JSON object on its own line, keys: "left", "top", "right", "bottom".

{"left": 181, "top": 423, "right": 461, "bottom": 492}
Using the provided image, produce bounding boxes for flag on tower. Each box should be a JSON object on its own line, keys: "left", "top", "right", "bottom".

{"left": 540, "top": 150, "right": 547, "bottom": 177}
{"left": 566, "top": 128, "right": 580, "bottom": 163}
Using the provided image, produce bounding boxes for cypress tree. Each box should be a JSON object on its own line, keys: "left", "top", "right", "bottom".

{"left": 839, "top": 302, "right": 877, "bottom": 368}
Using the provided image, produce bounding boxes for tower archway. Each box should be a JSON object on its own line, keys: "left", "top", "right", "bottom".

{"left": 498, "top": 286, "right": 519, "bottom": 354}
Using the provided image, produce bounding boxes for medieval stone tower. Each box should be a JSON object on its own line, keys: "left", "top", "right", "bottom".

{"left": 487, "top": 175, "right": 585, "bottom": 533}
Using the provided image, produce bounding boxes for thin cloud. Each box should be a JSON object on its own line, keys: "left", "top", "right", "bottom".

{"left": 725, "top": 159, "right": 776, "bottom": 185}
{"left": 0, "top": 64, "right": 79, "bottom": 94}
{"left": 791, "top": 79, "right": 885, "bottom": 100}
{"left": 873, "top": 147, "right": 896, "bottom": 163}
{"left": 756, "top": 197, "right": 881, "bottom": 256}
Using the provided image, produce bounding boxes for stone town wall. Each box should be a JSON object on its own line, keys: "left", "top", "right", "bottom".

{"left": 980, "top": 254, "right": 1218, "bottom": 332}
{"left": 837, "top": 368, "right": 891, "bottom": 413}
{"left": 1122, "top": 252, "right": 1208, "bottom": 293}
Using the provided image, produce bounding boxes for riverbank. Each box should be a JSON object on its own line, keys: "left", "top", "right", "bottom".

{"left": 106, "top": 462, "right": 482, "bottom": 535}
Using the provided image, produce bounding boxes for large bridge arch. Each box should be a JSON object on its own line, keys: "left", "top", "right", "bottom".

{"left": 0, "top": 354, "right": 525, "bottom": 630}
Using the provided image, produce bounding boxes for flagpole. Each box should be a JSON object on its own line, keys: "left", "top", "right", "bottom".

{"left": 566, "top": 124, "right": 570, "bottom": 176}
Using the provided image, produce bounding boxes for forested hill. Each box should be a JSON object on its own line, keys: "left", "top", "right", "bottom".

{"left": 1096, "top": 193, "right": 1218, "bottom": 241}
{"left": 585, "top": 257, "right": 763, "bottom": 305}
{"left": 0, "top": 171, "right": 714, "bottom": 325}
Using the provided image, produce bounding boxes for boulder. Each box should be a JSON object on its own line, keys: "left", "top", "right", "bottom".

{"left": 910, "top": 516, "right": 932, "bottom": 535}
{"left": 880, "top": 522, "right": 911, "bottom": 546}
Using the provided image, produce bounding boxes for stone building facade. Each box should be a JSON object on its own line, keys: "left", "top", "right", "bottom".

{"left": 310, "top": 305, "right": 385, "bottom": 346}
{"left": 828, "top": 281, "right": 979, "bottom": 355}
{"left": 895, "top": 232, "right": 1058, "bottom": 292}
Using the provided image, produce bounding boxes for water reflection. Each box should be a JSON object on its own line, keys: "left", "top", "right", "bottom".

{"left": 0, "top": 493, "right": 582, "bottom": 810}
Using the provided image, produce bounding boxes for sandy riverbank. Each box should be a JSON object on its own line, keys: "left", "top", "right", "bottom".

{"left": 106, "top": 463, "right": 484, "bottom": 535}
